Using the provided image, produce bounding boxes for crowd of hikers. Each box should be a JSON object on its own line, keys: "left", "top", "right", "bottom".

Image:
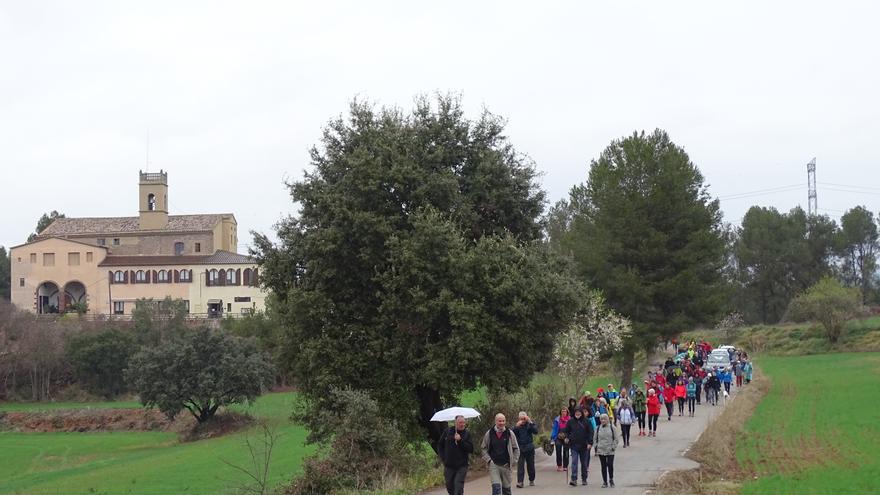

{"left": 437, "top": 340, "right": 753, "bottom": 494}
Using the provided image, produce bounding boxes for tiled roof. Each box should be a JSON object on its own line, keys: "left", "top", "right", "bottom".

{"left": 39, "top": 214, "right": 227, "bottom": 236}
{"left": 98, "top": 250, "right": 255, "bottom": 267}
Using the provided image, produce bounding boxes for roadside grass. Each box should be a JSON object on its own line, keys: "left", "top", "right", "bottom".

{"left": 737, "top": 353, "right": 880, "bottom": 494}
{"left": 0, "top": 400, "right": 142, "bottom": 412}
{"left": 0, "top": 392, "right": 314, "bottom": 495}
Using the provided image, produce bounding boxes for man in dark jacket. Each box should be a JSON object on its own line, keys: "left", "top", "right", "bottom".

{"left": 438, "top": 415, "right": 474, "bottom": 495}
{"left": 513, "top": 411, "right": 539, "bottom": 487}
{"left": 563, "top": 407, "right": 594, "bottom": 486}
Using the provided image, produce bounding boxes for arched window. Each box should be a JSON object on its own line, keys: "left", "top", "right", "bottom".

{"left": 180, "top": 269, "right": 191, "bottom": 282}
{"left": 209, "top": 269, "right": 218, "bottom": 285}
{"left": 226, "top": 269, "right": 236, "bottom": 285}
{"left": 135, "top": 270, "right": 146, "bottom": 283}
{"left": 148, "top": 193, "right": 156, "bottom": 211}
{"left": 114, "top": 270, "right": 124, "bottom": 283}
{"left": 158, "top": 270, "right": 168, "bottom": 282}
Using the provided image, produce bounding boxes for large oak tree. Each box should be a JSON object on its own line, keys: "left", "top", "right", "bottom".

{"left": 253, "top": 95, "right": 579, "bottom": 447}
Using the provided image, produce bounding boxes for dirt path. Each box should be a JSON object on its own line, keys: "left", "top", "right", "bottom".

{"left": 424, "top": 384, "right": 741, "bottom": 495}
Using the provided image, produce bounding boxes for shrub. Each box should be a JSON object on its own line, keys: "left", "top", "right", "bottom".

{"left": 287, "top": 388, "right": 419, "bottom": 494}
{"left": 786, "top": 277, "right": 862, "bottom": 344}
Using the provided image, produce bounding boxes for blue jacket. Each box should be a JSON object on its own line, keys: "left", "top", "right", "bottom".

{"left": 513, "top": 421, "right": 539, "bottom": 453}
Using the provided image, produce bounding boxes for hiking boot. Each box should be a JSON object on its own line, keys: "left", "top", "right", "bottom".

{"left": 529, "top": 481, "right": 535, "bottom": 487}
{"left": 610, "top": 480, "right": 615, "bottom": 487}
{"left": 569, "top": 481, "right": 577, "bottom": 487}
{"left": 582, "top": 480, "right": 588, "bottom": 486}
{"left": 516, "top": 483, "right": 524, "bottom": 489}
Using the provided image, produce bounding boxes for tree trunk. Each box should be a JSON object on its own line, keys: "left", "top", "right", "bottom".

{"left": 416, "top": 384, "right": 446, "bottom": 454}
{"left": 620, "top": 347, "right": 636, "bottom": 390}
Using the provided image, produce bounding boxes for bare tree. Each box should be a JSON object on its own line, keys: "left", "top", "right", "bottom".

{"left": 220, "top": 421, "right": 282, "bottom": 495}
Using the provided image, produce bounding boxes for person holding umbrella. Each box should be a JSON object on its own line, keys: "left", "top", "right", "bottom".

{"left": 438, "top": 415, "right": 474, "bottom": 495}
{"left": 481, "top": 413, "right": 520, "bottom": 495}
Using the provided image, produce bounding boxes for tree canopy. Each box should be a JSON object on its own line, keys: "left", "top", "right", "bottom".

{"left": 0, "top": 247, "right": 10, "bottom": 301}
{"left": 254, "top": 95, "right": 580, "bottom": 447}
{"left": 126, "top": 327, "right": 274, "bottom": 422}
{"left": 551, "top": 129, "right": 726, "bottom": 387}
{"left": 786, "top": 277, "right": 862, "bottom": 344}
{"left": 27, "top": 210, "right": 65, "bottom": 242}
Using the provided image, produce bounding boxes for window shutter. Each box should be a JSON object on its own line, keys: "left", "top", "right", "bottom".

{"left": 219, "top": 269, "right": 226, "bottom": 286}
{"left": 253, "top": 268, "right": 259, "bottom": 286}
{"left": 174, "top": 270, "right": 179, "bottom": 283}
{"left": 130, "top": 270, "right": 135, "bottom": 283}
{"left": 146, "top": 270, "right": 152, "bottom": 283}
{"left": 236, "top": 269, "right": 241, "bottom": 286}
{"left": 206, "top": 269, "right": 211, "bottom": 286}
{"left": 109, "top": 271, "right": 114, "bottom": 284}
{"left": 124, "top": 271, "right": 129, "bottom": 284}
{"left": 188, "top": 270, "right": 193, "bottom": 283}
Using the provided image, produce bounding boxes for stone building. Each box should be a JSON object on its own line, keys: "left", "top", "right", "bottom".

{"left": 10, "top": 171, "right": 266, "bottom": 317}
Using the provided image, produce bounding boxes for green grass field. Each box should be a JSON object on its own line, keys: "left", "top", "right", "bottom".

{"left": 737, "top": 353, "right": 880, "bottom": 494}
{"left": 0, "top": 393, "right": 314, "bottom": 495}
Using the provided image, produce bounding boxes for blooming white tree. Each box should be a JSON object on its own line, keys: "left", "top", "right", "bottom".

{"left": 553, "top": 291, "right": 632, "bottom": 395}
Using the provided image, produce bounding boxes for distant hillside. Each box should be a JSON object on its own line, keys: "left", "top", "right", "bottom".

{"left": 681, "top": 316, "right": 880, "bottom": 356}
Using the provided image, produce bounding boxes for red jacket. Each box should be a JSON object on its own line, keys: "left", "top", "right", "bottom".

{"left": 663, "top": 386, "right": 676, "bottom": 403}
{"left": 647, "top": 395, "right": 661, "bottom": 415}
{"left": 675, "top": 384, "right": 687, "bottom": 399}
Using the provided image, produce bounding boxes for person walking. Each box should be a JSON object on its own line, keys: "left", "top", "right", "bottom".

{"left": 594, "top": 413, "right": 618, "bottom": 488}
{"left": 686, "top": 377, "right": 697, "bottom": 417}
{"left": 744, "top": 360, "right": 753, "bottom": 384}
{"left": 674, "top": 379, "right": 687, "bottom": 416}
{"left": 633, "top": 388, "right": 647, "bottom": 436}
{"left": 567, "top": 397, "right": 578, "bottom": 418}
{"left": 563, "top": 407, "right": 594, "bottom": 486}
{"left": 708, "top": 372, "right": 721, "bottom": 406}
{"left": 550, "top": 407, "right": 570, "bottom": 472}
{"left": 615, "top": 392, "right": 635, "bottom": 447}
{"left": 721, "top": 367, "right": 733, "bottom": 394}
{"left": 513, "top": 411, "right": 538, "bottom": 488}
{"left": 734, "top": 360, "right": 744, "bottom": 387}
{"left": 438, "top": 415, "right": 474, "bottom": 495}
{"left": 703, "top": 372, "right": 713, "bottom": 405}
{"left": 662, "top": 384, "right": 675, "bottom": 421}
{"left": 481, "top": 413, "right": 520, "bottom": 495}
{"left": 694, "top": 368, "right": 704, "bottom": 405}
{"left": 646, "top": 389, "right": 661, "bottom": 437}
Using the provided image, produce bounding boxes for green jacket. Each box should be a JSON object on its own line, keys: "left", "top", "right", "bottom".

{"left": 632, "top": 392, "right": 647, "bottom": 413}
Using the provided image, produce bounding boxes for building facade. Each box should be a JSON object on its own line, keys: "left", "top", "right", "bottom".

{"left": 10, "top": 171, "right": 266, "bottom": 317}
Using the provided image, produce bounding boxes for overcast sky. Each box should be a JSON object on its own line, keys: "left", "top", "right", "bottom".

{"left": 2, "top": 1, "right": 879, "bottom": 251}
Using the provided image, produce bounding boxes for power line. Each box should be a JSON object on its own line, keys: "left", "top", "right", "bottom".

{"left": 822, "top": 187, "right": 880, "bottom": 197}
{"left": 818, "top": 182, "right": 880, "bottom": 192}
{"left": 718, "top": 184, "right": 805, "bottom": 201}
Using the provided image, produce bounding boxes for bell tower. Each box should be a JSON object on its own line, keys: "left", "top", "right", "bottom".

{"left": 139, "top": 170, "right": 169, "bottom": 230}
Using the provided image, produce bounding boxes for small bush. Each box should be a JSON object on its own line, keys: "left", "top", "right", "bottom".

{"left": 287, "top": 388, "right": 419, "bottom": 494}
{"left": 66, "top": 328, "right": 136, "bottom": 398}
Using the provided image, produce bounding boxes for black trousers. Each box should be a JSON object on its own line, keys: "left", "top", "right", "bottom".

{"left": 648, "top": 413, "right": 659, "bottom": 431}
{"left": 599, "top": 454, "right": 615, "bottom": 484}
{"left": 517, "top": 449, "right": 536, "bottom": 483}
{"left": 636, "top": 411, "right": 646, "bottom": 429}
{"left": 677, "top": 397, "right": 685, "bottom": 414}
{"left": 620, "top": 424, "right": 631, "bottom": 445}
{"left": 688, "top": 397, "right": 696, "bottom": 413}
{"left": 444, "top": 465, "right": 468, "bottom": 495}
{"left": 555, "top": 441, "right": 569, "bottom": 467}
{"left": 665, "top": 401, "right": 674, "bottom": 418}
{"left": 695, "top": 383, "right": 702, "bottom": 403}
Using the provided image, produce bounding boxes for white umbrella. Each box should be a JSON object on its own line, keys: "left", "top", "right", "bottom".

{"left": 430, "top": 406, "right": 481, "bottom": 422}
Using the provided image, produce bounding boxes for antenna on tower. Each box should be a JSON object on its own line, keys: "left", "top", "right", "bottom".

{"left": 807, "top": 157, "right": 817, "bottom": 216}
